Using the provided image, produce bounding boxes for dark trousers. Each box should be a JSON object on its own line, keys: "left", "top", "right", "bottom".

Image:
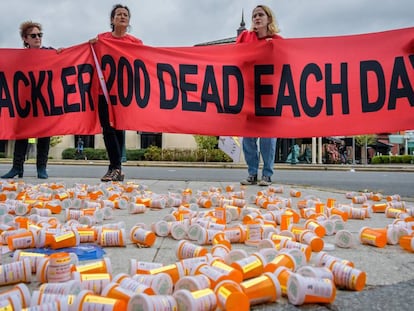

{"left": 98, "top": 96, "right": 123, "bottom": 170}
{"left": 13, "top": 137, "right": 50, "bottom": 169}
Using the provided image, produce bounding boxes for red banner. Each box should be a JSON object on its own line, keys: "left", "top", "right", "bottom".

{"left": 0, "top": 43, "right": 100, "bottom": 139}
{"left": 93, "top": 27, "right": 414, "bottom": 138}
{"left": 1, "top": 27, "right": 413, "bottom": 139}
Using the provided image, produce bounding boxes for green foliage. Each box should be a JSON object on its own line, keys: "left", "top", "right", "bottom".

{"left": 126, "top": 149, "right": 146, "bottom": 161}
{"left": 380, "top": 155, "right": 389, "bottom": 163}
{"left": 62, "top": 148, "right": 77, "bottom": 159}
{"left": 144, "top": 146, "right": 163, "bottom": 161}
{"left": 0, "top": 152, "right": 5, "bottom": 158}
{"left": 389, "top": 156, "right": 402, "bottom": 163}
{"left": 206, "top": 149, "right": 232, "bottom": 162}
{"left": 371, "top": 156, "right": 382, "bottom": 164}
{"left": 193, "top": 135, "right": 218, "bottom": 150}
{"left": 84, "top": 148, "right": 108, "bottom": 160}
{"left": 401, "top": 155, "right": 413, "bottom": 164}
{"left": 354, "top": 135, "right": 377, "bottom": 146}
{"left": 62, "top": 148, "right": 107, "bottom": 160}
{"left": 143, "top": 146, "right": 231, "bottom": 162}
{"left": 372, "top": 155, "right": 413, "bottom": 164}
{"left": 50, "top": 136, "right": 63, "bottom": 147}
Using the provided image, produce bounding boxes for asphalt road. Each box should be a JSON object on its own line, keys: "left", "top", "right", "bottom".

{"left": 2, "top": 164, "right": 411, "bottom": 200}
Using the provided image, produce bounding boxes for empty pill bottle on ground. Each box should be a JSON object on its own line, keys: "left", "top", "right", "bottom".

{"left": 72, "top": 290, "right": 126, "bottom": 311}
{"left": 0, "top": 283, "right": 31, "bottom": 308}
{"left": 331, "top": 262, "right": 366, "bottom": 291}
{"left": 287, "top": 273, "right": 336, "bottom": 305}
{"left": 75, "top": 257, "right": 112, "bottom": 275}
{"left": 127, "top": 293, "right": 178, "bottom": 311}
{"left": 147, "top": 262, "right": 185, "bottom": 285}
{"left": 176, "top": 240, "right": 208, "bottom": 260}
{"left": 399, "top": 235, "right": 414, "bottom": 252}
{"left": 174, "top": 274, "right": 211, "bottom": 292}
{"left": 132, "top": 273, "right": 173, "bottom": 295}
{"left": 240, "top": 272, "right": 282, "bottom": 306}
{"left": 214, "top": 279, "right": 250, "bottom": 311}
{"left": 230, "top": 252, "right": 266, "bottom": 280}
{"left": 173, "top": 288, "right": 217, "bottom": 311}
{"left": 359, "top": 226, "right": 387, "bottom": 248}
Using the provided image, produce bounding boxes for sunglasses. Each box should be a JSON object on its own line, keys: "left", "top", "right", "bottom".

{"left": 28, "top": 33, "right": 43, "bottom": 39}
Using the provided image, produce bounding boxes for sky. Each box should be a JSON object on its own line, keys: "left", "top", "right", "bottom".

{"left": 0, "top": 0, "right": 413, "bottom": 49}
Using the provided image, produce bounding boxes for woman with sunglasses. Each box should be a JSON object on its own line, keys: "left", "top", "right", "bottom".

{"left": 90, "top": 4, "right": 143, "bottom": 182}
{"left": 1, "top": 21, "right": 53, "bottom": 179}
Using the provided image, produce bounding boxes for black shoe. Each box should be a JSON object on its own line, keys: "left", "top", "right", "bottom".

{"left": 37, "top": 167, "right": 48, "bottom": 179}
{"left": 240, "top": 175, "right": 257, "bottom": 185}
{"left": 101, "top": 169, "right": 114, "bottom": 182}
{"left": 1, "top": 167, "right": 23, "bottom": 179}
{"left": 101, "top": 169, "right": 124, "bottom": 182}
{"left": 109, "top": 169, "right": 125, "bottom": 182}
{"left": 258, "top": 176, "right": 272, "bottom": 186}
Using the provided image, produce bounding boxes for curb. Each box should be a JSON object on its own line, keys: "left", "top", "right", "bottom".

{"left": 1, "top": 159, "right": 413, "bottom": 172}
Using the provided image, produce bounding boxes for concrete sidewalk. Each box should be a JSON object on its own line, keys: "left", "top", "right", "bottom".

{"left": 1, "top": 157, "right": 414, "bottom": 172}
{"left": 1, "top": 176, "right": 413, "bottom": 310}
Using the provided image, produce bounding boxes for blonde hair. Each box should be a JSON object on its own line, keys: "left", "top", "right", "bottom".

{"left": 19, "top": 21, "right": 42, "bottom": 48}
{"left": 251, "top": 5, "right": 280, "bottom": 35}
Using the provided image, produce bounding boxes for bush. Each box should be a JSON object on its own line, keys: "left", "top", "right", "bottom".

{"left": 84, "top": 148, "right": 108, "bottom": 160}
{"left": 144, "top": 146, "right": 162, "bottom": 161}
{"left": 371, "top": 156, "right": 382, "bottom": 164}
{"left": 193, "top": 136, "right": 218, "bottom": 150}
{"left": 380, "top": 156, "right": 389, "bottom": 164}
{"left": 62, "top": 148, "right": 77, "bottom": 159}
{"left": 371, "top": 155, "right": 413, "bottom": 164}
{"left": 142, "top": 146, "right": 232, "bottom": 162}
{"left": 206, "top": 149, "right": 232, "bottom": 162}
{"left": 61, "top": 146, "right": 232, "bottom": 162}
{"left": 0, "top": 152, "right": 5, "bottom": 158}
{"left": 391, "top": 156, "right": 403, "bottom": 163}
{"left": 401, "top": 155, "right": 413, "bottom": 164}
{"left": 62, "top": 148, "right": 108, "bottom": 160}
{"left": 126, "top": 149, "right": 146, "bottom": 161}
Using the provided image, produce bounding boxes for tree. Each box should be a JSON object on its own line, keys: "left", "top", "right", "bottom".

{"left": 50, "top": 136, "right": 63, "bottom": 147}
{"left": 354, "top": 135, "right": 377, "bottom": 164}
{"left": 193, "top": 135, "right": 218, "bottom": 150}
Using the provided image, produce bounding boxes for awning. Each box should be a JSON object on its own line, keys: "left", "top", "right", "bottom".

{"left": 377, "top": 139, "right": 394, "bottom": 147}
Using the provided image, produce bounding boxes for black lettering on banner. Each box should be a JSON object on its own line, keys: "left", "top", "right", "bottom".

{"left": 29, "top": 71, "right": 50, "bottom": 116}
{"left": 360, "top": 60, "right": 386, "bottom": 112}
{"left": 77, "top": 64, "right": 95, "bottom": 111}
{"left": 223, "top": 65, "right": 243, "bottom": 114}
{"left": 201, "top": 65, "right": 223, "bottom": 113}
{"left": 13, "top": 71, "right": 29, "bottom": 118}
{"left": 61, "top": 66, "right": 80, "bottom": 113}
{"left": 255, "top": 65, "right": 276, "bottom": 116}
{"left": 300, "top": 63, "right": 323, "bottom": 117}
{"left": 325, "top": 63, "right": 349, "bottom": 115}
{"left": 275, "top": 64, "right": 300, "bottom": 117}
{"left": 158, "top": 63, "right": 179, "bottom": 109}
{"left": 388, "top": 56, "right": 414, "bottom": 109}
{"left": 101, "top": 55, "right": 117, "bottom": 105}
{"left": 180, "top": 64, "right": 200, "bottom": 112}
{"left": 118, "top": 56, "right": 133, "bottom": 107}
{"left": 47, "top": 70, "right": 60, "bottom": 116}
{"left": 134, "top": 59, "right": 150, "bottom": 108}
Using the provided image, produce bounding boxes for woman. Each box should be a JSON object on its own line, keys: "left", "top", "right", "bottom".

{"left": 239, "top": 5, "right": 282, "bottom": 186}
{"left": 1, "top": 21, "right": 52, "bottom": 179}
{"left": 91, "top": 4, "right": 143, "bottom": 182}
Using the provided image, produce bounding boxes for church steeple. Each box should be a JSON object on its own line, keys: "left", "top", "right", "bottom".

{"left": 237, "top": 9, "right": 246, "bottom": 36}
